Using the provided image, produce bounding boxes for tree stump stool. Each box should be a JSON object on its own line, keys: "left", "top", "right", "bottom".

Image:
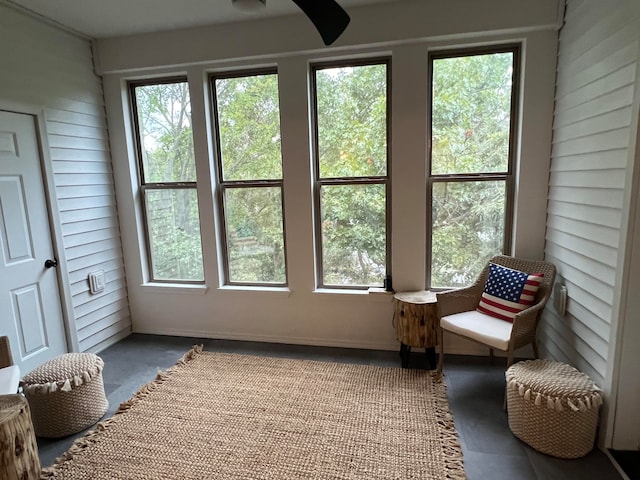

{"left": 393, "top": 290, "right": 440, "bottom": 369}
{"left": 0, "top": 394, "right": 41, "bottom": 480}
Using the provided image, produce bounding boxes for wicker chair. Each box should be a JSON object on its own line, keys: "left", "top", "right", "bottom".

{"left": 436, "top": 255, "right": 556, "bottom": 371}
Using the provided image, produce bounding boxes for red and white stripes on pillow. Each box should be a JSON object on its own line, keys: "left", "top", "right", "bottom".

{"left": 477, "top": 263, "right": 544, "bottom": 323}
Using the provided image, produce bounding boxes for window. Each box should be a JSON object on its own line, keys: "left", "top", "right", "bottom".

{"left": 429, "top": 46, "right": 519, "bottom": 288}
{"left": 211, "top": 70, "right": 287, "bottom": 285}
{"left": 130, "top": 79, "right": 204, "bottom": 282}
{"left": 311, "top": 60, "right": 390, "bottom": 289}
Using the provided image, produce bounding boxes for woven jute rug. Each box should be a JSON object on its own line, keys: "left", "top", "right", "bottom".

{"left": 43, "top": 347, "right": 465, "bottom": 479}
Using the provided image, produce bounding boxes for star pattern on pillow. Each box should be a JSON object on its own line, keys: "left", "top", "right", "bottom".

{"left": 477, "top": 263, "right": 544, "bottom": 322}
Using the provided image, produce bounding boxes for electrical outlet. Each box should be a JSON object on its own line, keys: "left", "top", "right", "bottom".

{"left": 553, "top": 282, "right": 567, "bottom": 316}
{"left": 88, "top": 270, "right": 105, "bottom": 294}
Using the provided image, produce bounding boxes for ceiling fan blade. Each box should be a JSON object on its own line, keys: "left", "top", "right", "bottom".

{"left": 291, "top": 0, "right": 351, "bottom": 46}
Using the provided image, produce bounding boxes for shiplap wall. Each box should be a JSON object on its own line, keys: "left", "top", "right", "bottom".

{"left": 541, "top": 0, "right": 640, "bottom": 387}
{"left": 0, "top": 5, "right": 131, "bottom": 352}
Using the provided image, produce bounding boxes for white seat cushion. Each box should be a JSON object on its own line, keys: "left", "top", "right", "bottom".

{"left": 441, "top": 310, "right": 513, "bottom": 351}
{"left": 0, "top": 364, "right": 20, "bottom": 394}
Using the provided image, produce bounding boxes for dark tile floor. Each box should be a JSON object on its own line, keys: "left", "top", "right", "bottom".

{"left": 611, "top": 451, "right": 640, "bottom": 480}
{"left": 37, "top": 334, "right": 626, "bottom": 479}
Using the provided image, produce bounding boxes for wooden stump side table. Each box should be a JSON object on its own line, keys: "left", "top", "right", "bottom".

{"left": 393, "top": 290, "right": 440, "bottom": 369}
{"left": 0, "top": 394, "right": 41, "bottom": 480}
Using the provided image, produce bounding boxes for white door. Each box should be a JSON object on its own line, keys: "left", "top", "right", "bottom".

{"left": 0, "top": 110, "right": 67, "bottom": 374}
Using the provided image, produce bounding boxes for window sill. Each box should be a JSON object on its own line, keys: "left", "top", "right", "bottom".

{"left": 313, "top": 287, "right": 393, "bottom": 294}
{"left": 140, "top": 283, "right": 209, "bottom": 295}
{"left": 312, "top": 287, "right": 394, "bottom": 302}
{"left": 368, "top": 287, "right": 395, "bottom": 296}
{"left": 217, "top": 285, "right": 292, "bottom": 298}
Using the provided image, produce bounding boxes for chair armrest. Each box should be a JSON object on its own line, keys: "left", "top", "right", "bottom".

{"left": 0, "top": 336, "right": 13, "bottom": 369}
{"left": 435, "top": 262, "right": 491, "bottom": 317}
{"left": 436, "top": 282, "right": 484, "bottom": 317}
{"left": 510, "top": 300, "right": 547, "bottom": 349}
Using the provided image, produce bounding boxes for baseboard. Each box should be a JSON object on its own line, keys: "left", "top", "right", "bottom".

{"left": 132, "top": 327, "right": 400, "bottom": 352}
{"left": 606, "top": 449, "right": 632, "bottom": 480}
{"left": 131, "top": 326, "right": 528, "bottom": 359}
{"left": 85, "top": 329, "right": 132, "bottom": 354}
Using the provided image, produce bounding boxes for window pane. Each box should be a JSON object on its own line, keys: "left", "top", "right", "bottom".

{"left": 134, "top": 82, "right": 196, "bottom": 183}
{"left": 215, "top": 74, "right": 283, "bottom": 181}
{"left": 145, "top": 189, "right": 204, "bottom": 281}
{"left": 224, "top": 187, "right": 286, "bottom": 283}
{"left": 431, "top": 52, "right": 514, "bottom": 174}
{"left": 431, "top": 180, "right": 506, "bottom": 288}
{"left": 321, "top": 184, "right": 386, "bottom": 286}
{"left": 316, "top": 64, "right": 387, "bottom": 178}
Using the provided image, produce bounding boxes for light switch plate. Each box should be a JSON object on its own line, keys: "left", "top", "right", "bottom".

{"left": 88, "top": 270, "right": 105, "bottom": 294}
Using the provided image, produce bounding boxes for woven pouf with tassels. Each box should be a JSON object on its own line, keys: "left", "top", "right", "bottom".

{"left": 506, "top": 359, "right": 602, "bottom": 459}
{"left": 20, "top": 353, "right": 108, "bottom": 438}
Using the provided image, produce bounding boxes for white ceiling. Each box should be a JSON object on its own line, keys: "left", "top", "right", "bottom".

{"left": 3, "top": 0, "right": 398, "bottom": 39}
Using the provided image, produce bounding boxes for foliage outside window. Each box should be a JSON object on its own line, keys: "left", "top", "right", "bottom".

{"left": 429, "top": 47, "right": 519, "bottom": 288}
{"left": 131, "top": 79, "right": 204, "bottom": 282}
{"left": 212, "top": 70, "right": 287, "bottom": 285}
{"left": 312, "top": 60, "right": 390, "bottom": 288}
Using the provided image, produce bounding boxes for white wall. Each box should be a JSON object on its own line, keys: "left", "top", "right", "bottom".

{"left": 99, "top": 0, "right": 559, "bottom": 353}
{"left": 0, "top": 5, "right": 131, "bottom": 353}
{"left": 95, "top": 0, "right": 559, "bottom": 74}
{"left": 540, "top": 0, "right": 640, "bottom": 390}
{"left": 607, "top": 0, "right": 640, "bottom": 451}
{"left": 540, "top": 0, "right": 640, "bottom": 449}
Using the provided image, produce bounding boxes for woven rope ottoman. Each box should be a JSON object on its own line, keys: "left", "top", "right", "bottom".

{"left": 506, "top": 359, "right": 602, "bottom": 458}
{"left": 20, "top": 353, "right": 108, "bottom": 438}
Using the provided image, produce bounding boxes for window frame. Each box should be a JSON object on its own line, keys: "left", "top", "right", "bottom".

{"left": 209, "top": 67, "right": 289, "bottom": 287}
{"left": 129, "top": 76, "right": 204, "bottom": 284}
{"left": 310, "top": 57, "right": 392, "bottom": 290}
{"left": 426, "top": 44, "right": 521, "bottom": 289}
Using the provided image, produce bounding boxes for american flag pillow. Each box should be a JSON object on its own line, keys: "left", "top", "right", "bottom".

{"left": 477, "top": 263, "right": 544, "bottom": 322}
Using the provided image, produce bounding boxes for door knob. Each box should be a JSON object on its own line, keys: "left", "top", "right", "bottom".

{"left": 44, "top": 258, "right": 58, "bottom": 269}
